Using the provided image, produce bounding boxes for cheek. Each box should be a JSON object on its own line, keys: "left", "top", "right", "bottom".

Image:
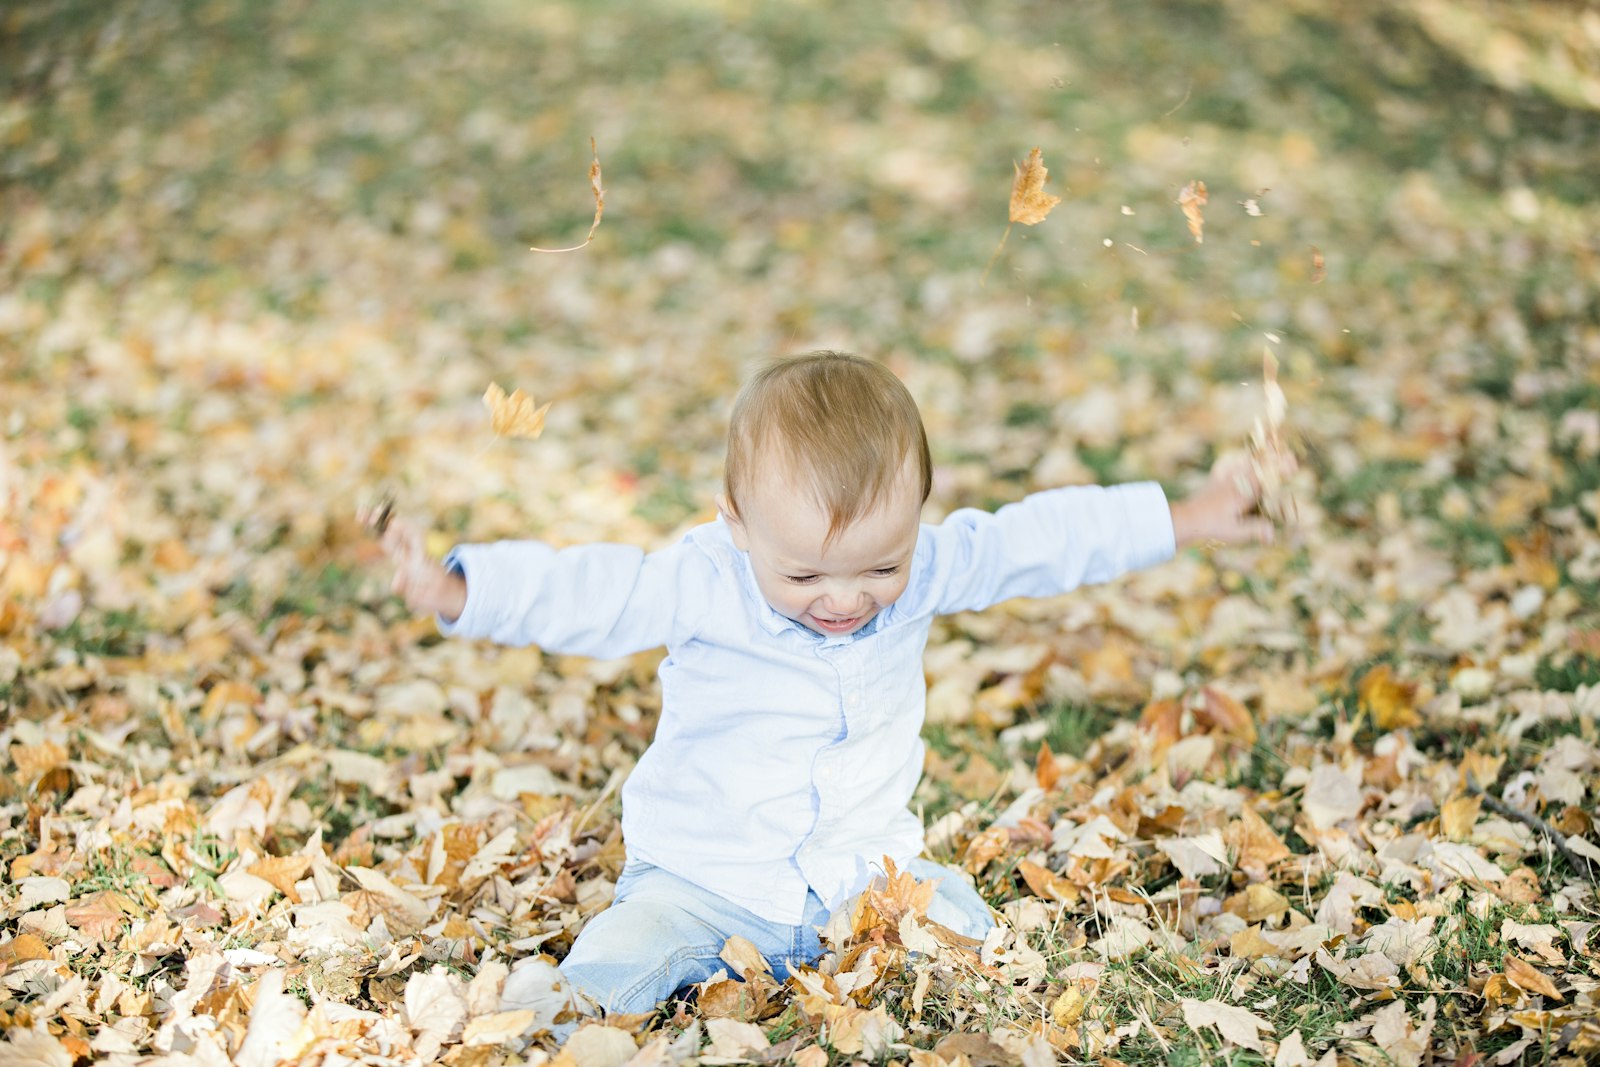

{"left": 876, "top": 573, "right": 911, "bottom": 606}
{"left": 756, "top": 574, "right": 814, "bottom": 615}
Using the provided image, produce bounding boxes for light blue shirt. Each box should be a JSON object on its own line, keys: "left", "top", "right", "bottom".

{"left": 442, "top": 482, "right": 1175, "bottom": 924}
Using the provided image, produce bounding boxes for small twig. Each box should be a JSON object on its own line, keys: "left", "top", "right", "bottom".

{"left": 1466, "top": 774, "right": 1597, "bottom": 882}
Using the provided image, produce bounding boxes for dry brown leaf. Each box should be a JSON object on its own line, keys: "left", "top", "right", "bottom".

{"left": 1035, "top": 739, "right": 1061, "bottom": 792}
{"left": 1017, "top": 858, "right": 1080, "bottom": 904}
{"left": 246, "top": 855, "right": 312, "bottom": 903}
{"left": 1503, "top": 953, "right": 1562, "bottom": 1001}
{"left": 1009, "top": 147, "right": 1062, "bottom": 225}
{"left": 1178, "top": 180, "right": 1208, "bottom": 243}
{"left": 718, "top": 935, "right": 772, "bottom": 980}
{"left": 866, "top": 856, "right": 939, "bottom": 925}
{"left": 484, "top": 383, "right": 553, "bottom": 440}
{"left": 1198, "top": 686, "right": 1257, "bottom": 743}
{"left": 530, "top": 137, "right": 605, "bottom": 253}
{"left": 64, "top": 890, "right": 138, "bottom": 941}
{"left": 1226, "top": 806, "right": 1292, "bottom": 880}
{"left": 0, "top": 933, "right": 52, "bottom": 964}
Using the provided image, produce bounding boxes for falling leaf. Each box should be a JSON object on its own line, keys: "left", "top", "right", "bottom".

{"left": 1178, "top": 180, "right": 1208, "bottom": 243}
{"left": 484, "top": 382, "right": 553, "bottom": 440}
{"left": 530, "top": 137, "right": 605, "bottom": 253}
{"left": 1009, "top": 147, "right": 1062, "bottom": 225}
{"left": 1180, "top": 997, "right": 1271, "bottom": 1053}
{"left": 1248, "top": 346, "right": 1298, "bottom": 526}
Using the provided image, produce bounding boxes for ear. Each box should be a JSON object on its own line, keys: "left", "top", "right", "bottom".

{"left": 716, "top": 493, "right": 750, "bottom": 551}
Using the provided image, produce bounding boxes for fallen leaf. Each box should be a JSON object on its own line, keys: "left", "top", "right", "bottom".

{"left": 1156, "top": 830, "right": 1229, "bottom": 880}
{"left": 484, "top": 383, "right": 553, "bottom": 440}
{"left": 703, "top": 1017, "right": 770, "bottom": 1059}
{"left": 1180, "top": 997, "right": 1271, "bottom": 1052}
{"left": 553, "top": 1023, "right": 638, "bottom": 1067}
{"left": 1359, "top": 665, "right": 1420, "bottom": 731}
{"left": 719, "top": 935, "right": 771, "bottom": 979}
{"left": 530, "top": 137, "right": 605, "bottom": 253}
{"left": 235, "top": 969, "right": 311, "bottom": 1067}
{"left": 1502, "top": 953, "right": 1562, "bottom": 1000}
{"left": 463, "top": 1010, "right": 538, "bottom": 1047}
{"left": 64, "top": 890, "right": 137, "bottom": 941}
{"left": 0, "top": 1028, "right": 74, "bottom": 1067}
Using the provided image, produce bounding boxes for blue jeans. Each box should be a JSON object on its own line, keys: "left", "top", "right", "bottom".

{"left": 560, "top": 858, "right": 994, "bottom": 1015}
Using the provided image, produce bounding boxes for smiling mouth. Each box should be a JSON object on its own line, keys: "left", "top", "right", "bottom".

{"left": 812, "top": 614, "right": 862, "bottom": 633}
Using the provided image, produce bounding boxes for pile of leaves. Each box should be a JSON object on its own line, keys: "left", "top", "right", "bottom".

{"left": 4, "top": 0, "right": 1600, "bottom": 1063}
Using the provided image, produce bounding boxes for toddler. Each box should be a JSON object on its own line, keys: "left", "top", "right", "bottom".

{"left": 374, "top": 351, "right": 1276, "bottom": 1015}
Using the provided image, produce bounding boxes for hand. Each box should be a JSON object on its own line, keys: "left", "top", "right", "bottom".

{"left": 359, "top": 504, "right": 468, "bottom": 621}
{"left": 1170, "top": 450, "right": 1293, "bottom": 549}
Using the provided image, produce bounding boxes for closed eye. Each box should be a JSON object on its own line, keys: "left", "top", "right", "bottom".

{"left": 869, "top": 567, "right": 901, "bottom": 578}
{"left": 783, "top": 574, "right": 820, "bottom": 585}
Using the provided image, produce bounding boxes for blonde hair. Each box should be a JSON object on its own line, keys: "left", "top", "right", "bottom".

{"left": 724, "top": 351, "right": 932, "bottom": 546}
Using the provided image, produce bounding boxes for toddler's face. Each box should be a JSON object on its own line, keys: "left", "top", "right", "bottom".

{"left": 720, "top": 458, "right": 921, "bottom": 637}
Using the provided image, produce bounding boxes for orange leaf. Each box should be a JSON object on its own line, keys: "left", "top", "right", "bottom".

{"left": 1017, "top": 859, "right": 1080, "bottom": 904}
{"left": 247, "top": 855, "right": 312, "bottom": 903}
{"left": 1035, "top": 739, "right": 1061, "bottom": 792}
{"left": 1178, "top": 180, "right": 1208, "bottom": 243}
{"left": 530, "top": 137, "right": 605, "bottom": 253}
{"left": 866, "top": 856, "right": 938, "bottom": 925}
{"left": 0, "top": 933, "right": 52, "bottom": 963}
{"left": 483, "top": 383, "right": 553, "bottom": 440}
{"left": 1009, "top": 147, "right": 1062, "bottom": 225}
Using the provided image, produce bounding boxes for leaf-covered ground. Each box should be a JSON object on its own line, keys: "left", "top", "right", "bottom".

{"left": 4, "top": 1, "right": 1599, "bottom": 1064}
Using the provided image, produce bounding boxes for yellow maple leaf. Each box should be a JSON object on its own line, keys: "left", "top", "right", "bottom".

{"left": 1358, "top": 664, "right": 1421, "bottom": 731}
{"left": 530, "top": 137, "right": 605, "bottom": 253}
{"left": 484, "top": 382, "right": 552, "bottom": 439}
{"left": 1179, "top": 179, "right": 1208, "bottom": 243}
{"left": 1009, "top": 147, "right": 1062, "bottom": 225}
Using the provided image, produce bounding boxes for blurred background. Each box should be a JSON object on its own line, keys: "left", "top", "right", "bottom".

{"left": 2, "top": 0, "right": 1597, "bottom": 705}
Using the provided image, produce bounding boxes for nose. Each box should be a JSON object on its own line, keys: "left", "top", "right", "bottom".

{"left": 819, "top": 583, "right": 867, "bottom": 617}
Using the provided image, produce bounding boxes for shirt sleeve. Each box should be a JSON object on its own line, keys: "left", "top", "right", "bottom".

{"left": 915, "top": 482, "right": 1176, "bottom": 617}
{"left": 436, "top": 537, "right": 719, "bottom": 657}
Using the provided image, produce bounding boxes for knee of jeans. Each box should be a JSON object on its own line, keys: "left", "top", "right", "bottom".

{"left": 561, "top": 901, "right": 724, "bottom": 1015}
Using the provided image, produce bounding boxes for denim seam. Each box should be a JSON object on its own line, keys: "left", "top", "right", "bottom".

{"left": 612, "top": 939, "right": 728, "bottom": 1012}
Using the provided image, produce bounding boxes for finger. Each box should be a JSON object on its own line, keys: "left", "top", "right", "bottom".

{"left": 1243, "top": 518, "right": 1276, "bottom": 545}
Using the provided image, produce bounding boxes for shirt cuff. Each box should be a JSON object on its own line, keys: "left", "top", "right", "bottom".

{"left": 435, "top": 546, "right": 477, "bottom": 637}
{"left": 1118, "top": 481, "right": 1177, "bottom": 569}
